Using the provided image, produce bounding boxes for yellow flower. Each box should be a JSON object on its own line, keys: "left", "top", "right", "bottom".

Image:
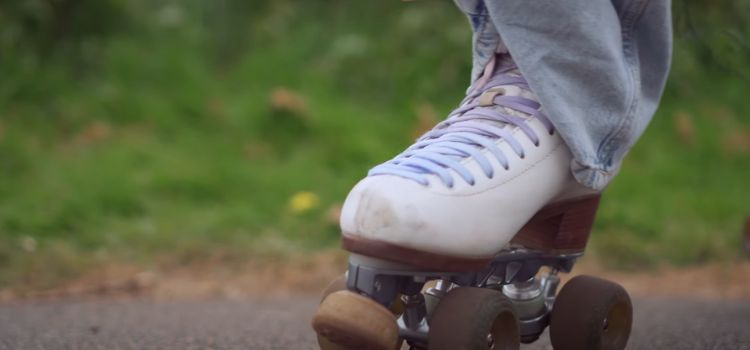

{"left": 289, "top": 191, "right": 320, "bottom": 214}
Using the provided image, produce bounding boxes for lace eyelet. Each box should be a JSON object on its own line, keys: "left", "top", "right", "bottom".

{"left": 520, "top": 154, "right": 525, "bottom": 159}
{"left": 535, "top": 142, "right": 540, "bottom": 147}
{"left": 549, "top": 130, "right": 555, "bottom": 135}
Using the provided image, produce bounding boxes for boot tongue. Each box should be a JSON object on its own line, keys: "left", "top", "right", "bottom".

{"left": 430, "top": 54, "right": 529, "bottom": 163}
{"left": 474, "top": 53, "right": 520, "bottom": 91}
{"left": 470, "top": 54, "right": 531, "bottom": 122}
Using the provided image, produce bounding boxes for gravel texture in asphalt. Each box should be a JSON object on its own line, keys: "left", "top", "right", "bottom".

{"left": 1, "top": 296, "right": 749, "bottom": 349}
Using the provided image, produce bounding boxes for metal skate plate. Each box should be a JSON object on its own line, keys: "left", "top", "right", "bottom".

{"left": 346, "top": 248, "right": 580, "bottom": 302}
{"left": 344, "top": 248, "right": 581, "bottom": 346}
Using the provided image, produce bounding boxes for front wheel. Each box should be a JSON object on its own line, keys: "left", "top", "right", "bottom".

{"left": 313, "top": 290, "right": 400, "bottom": 350}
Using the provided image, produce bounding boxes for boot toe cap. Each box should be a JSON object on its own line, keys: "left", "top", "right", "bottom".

{"left": 340, "top": 176, "right": 424, "bottom": 243}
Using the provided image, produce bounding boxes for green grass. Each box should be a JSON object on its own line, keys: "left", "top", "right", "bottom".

{"left": 593, "top": 76, "right": 750, "bottom": 269}
{"left": 1, "top": 2, "right": 749, "bottom": 289}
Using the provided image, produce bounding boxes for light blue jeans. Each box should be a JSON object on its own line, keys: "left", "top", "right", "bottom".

{"left": 454, "top": 0, "right": 672, "bottom": 190}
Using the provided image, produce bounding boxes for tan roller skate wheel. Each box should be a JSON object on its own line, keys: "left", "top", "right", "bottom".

{"left": 317, "top": 275, "right": 350, "bottom": 349}
{"left": 317, "top": 336, "right": 354, "bottom": 350}
{"left": 312, "top": 290, "right": 400, "bottom": 350}
{"left": 320, "top": 274, "right": 348, "bottom": 302}
{"left": 318, "top": 274, "right": 404, "bottom": 315}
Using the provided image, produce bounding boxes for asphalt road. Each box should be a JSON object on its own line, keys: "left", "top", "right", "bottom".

{"left": 1, "top": 296, "right": 749, "bottom": 350}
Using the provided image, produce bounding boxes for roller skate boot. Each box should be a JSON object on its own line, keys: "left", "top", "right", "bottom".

{"left": 312, "top": 54, "right": 633, "bottom": 350}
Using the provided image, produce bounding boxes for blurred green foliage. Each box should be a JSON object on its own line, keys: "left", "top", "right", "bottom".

{"left": 0, "top": 1, "right": 748, "bottom": 289}
{"left": 673, "top": 0, "right": 750, "bottom": 82}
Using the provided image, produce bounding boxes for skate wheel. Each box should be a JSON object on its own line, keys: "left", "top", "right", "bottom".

{"left": 428, "top": 287, "right": 520, "bottom": 350}
{"left": 549, "top": 275, "right": 632, "bottom": 350}
{"left": 320, "top": 274, "right": 405, "bottom": 314}
{"left": 320, "top": 274, "right": 348, "bottom": 302}
{"left": 312, "top": 290, "right": 400, "bottom": 350}
{"left": 316, "top": 275, "right": 354, "bottom": 350}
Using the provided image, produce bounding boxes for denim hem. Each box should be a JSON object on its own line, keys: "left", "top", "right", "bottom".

{"left": 571, "top": 159, "right": 619, "bottom": 191}
{"left": 454, "top": 0, "right": 671, "bottom": 191}
{"left": 594, "top": 0, "right": 650, "bottom": 172}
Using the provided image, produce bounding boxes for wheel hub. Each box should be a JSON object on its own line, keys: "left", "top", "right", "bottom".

{"left": 486, "top": 333, "right": 496, "bottom": 349}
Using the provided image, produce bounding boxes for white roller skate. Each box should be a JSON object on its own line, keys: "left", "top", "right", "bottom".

{"left": 312, "top": 54, "right": 632, "bottom": 350}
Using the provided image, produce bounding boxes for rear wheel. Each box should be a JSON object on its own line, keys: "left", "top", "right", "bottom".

{"left": 549, "top": 275, "right": 632, "bottom": 350}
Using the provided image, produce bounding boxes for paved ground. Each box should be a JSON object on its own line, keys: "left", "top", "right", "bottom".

{"left": 1, "top": 296, "right": 749, "bottom": 349}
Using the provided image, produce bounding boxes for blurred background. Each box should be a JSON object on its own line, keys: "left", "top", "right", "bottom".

{"left": 0, "top": 0, "right": 748, "bottom": 297}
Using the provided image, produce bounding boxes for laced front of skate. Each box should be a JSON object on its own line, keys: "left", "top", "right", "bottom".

{"left": 369, "top": 56, "right": 555, "bottom": 187}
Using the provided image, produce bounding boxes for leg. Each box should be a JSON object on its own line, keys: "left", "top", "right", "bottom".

{"left": 464, "top": 0, "right": 673, "bottom": 190}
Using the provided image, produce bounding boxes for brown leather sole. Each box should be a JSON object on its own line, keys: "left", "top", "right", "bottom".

{"left": 341, "top": 195, "right": 601, "bottom": 271}
{"left": 342, "top": 235, "right": 493, "bottom": 272}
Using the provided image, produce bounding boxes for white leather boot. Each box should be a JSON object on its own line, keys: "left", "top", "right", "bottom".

{"left": 340, "top": 54, "right": 599, "bottom": 271}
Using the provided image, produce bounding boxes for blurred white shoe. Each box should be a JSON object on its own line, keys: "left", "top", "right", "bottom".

{"left": 340, "top": 54, "right": 599, "bottom": 271}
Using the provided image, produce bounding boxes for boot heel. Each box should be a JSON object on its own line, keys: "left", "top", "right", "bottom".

{"left": 511, "top": 195, "right": 601, "bottom": 253}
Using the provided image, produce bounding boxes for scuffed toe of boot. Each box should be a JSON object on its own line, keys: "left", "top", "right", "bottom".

{"left": 340, "top": 177, "right": 430, "bottom": 248}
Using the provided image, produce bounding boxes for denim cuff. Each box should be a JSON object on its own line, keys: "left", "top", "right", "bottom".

{"left": 571, "top": 159, "right": 619, "bottom": 191}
